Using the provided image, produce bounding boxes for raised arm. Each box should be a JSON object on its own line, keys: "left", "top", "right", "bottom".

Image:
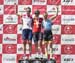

{"left": 50, "top": 6, "right": 59, "bottom": 21}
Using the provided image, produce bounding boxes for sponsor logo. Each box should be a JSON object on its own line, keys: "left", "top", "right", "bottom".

{"left": 47, "top": 5, "right": 61, "bottom": 15}
{"left": 2, "top": 54, "right": 16, "bottom": 63}
{"left": 3, "top": 25, "right": 17, "bottom": 34}
{"left": 47, "top": 0, "right": 60, "bottom": 5}
{"left": 17, "top": 44, "right": 24, "bottom": 54}
{"left": 63, "top": 18, "right": 75, "bottom": 21}
{"left": 4, "top": 5, "right": 17, "bottom": 14}
{"left": 52, "top": 27, "right": 60, "bottom": 32}
{"left": 53, "top": 48, "right": 58, "bottom": 51}
{"left": 3, "top": 34, "right": 17, "bottom": 44}
{"left": 18, "top": 5, "right": 32, "bottom": 15}
{"left": 61, "top": 0, "right": 74, "bottom": 5}
{"left": 18, "top": 47, "right": 23, "bottom": 51}
{"left": 4, "top": 37, "right": 16, "bottom": 41}
{"left": 53, "top": 44, "right": 61, "bottom": 54}
{"left": 33, "top": 5, "right": 46, "bottom": 14}
{"left": 63, "top": 17, "right": 75, "bottom": 22}
{"left": 52, "top": 25, "right": 61, "bottom": 34}
{"left": 4, "top": 15, "right": 18, "bottom": 24}
{"left": 64, "top": 25, "right": 72, "bottom": 34}
{"left": 4, "top": 0, "right": 18, "bottom": 5}
{"left": 32, "top": 0, "right": 46, "bottom": 5}
{"left": 64, "top": 58, "right": 73, "bottom": 61}
{"left": 53, "top": 35, "right": 60, "bottom": 44}
{"left": 5, "top": 0, "right": 16, "bottom": 2}
{"left": 3, "top": 58, "right": 15, "bottom": 61}
{"left": 34, "top": 0, "right": 46, "bottom": 2}
{"left": 63, "top": 0, "right": 73, "bottom": 3}
{"left": 19, "top": 0, "right": 32, "bottom": 5}
{"left": 62, "top": 38, "right": 74, "bottom": 41}
{"left": 3, "top": 44, "right": 16, "bottom": 53}
{"left": 61, "top": 15, "right": 75, "bottom": 25}
{"left": 62, "top": 6, "right": 75, "bottom": 14}
{"left": 61, "top": 55, "right": 75, "bottom": 63}
{"left": 64, "top": 45, "right": 72, "bottom": 54}
{"left": 7, "top": 16, "right": 13, "bottom": 20}
{"left": 61, "top": 35, "right": 75, "bottom": 44}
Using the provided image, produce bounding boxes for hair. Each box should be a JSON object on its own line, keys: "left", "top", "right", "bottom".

{"left": 43, "top": 12, "right": 48, "bottom": 16}
{"left": 26, "top": 7, "right": 31, "bottom": 12}
{"left": 34, "top": 10, "right": 40, "bottom": 14}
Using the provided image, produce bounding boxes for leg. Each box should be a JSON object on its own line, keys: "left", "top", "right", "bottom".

{"left": 38, "top": 32, "right": 43, "bottom": 51}
{"left": 28, "top": 40, "right": 32, "bottom": 53}
{"left": 38, "top": 39, "right": 41, "bottom": 51}
{"left": 44, "top": 31, "right": 48, "bottom": 53}
{"left": 23, "top": 40, "right": 27, "bottom": 53}
{"left": 28, "top": 30, "right": 32, "bottom": 53}
{"left": 48, "top": 30, "right": 53, "bottom": 58}
{"left": 45, "top": 41, "right": 48, "bottom": 57}
{"left": 33, "top": 32, "right": 38, "bottom": 53}
{"left": 35, "top": 42, "right": 38, "bottom": 53}
{"left": 22, "top": 29, "right": 28, "bottom": 54}
{"left": 48, "top": 40, "right": 53, "bottom": 58}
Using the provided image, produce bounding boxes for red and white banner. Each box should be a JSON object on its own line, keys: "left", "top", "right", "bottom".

{"left": 0, "top": 0, "right": 75, "bottom": 63}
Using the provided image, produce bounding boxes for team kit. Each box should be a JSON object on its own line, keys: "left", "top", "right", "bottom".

{"left": 21, "top": 6, "right": 58, "bottom": 59}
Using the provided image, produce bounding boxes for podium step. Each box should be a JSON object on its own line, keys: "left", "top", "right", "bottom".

{"left": 19, "top": 59, "right": 56, "bottom": 63}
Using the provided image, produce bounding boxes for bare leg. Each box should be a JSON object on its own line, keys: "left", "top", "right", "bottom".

{"left": 38, "top": 40, "right": 42, "bottom": 51}
{"left": 48, "top": 41, "right": 53, "bottom": 58}
{"left": 29, "top": 40, "right": 32, "bottom": 53}
{"left": 44, "top": 41, "right": 48, "bottom": 57}
{"left": 40, "top": 40, "right": 43, "bottom": 52}
{"left": 35, "top": 42, "right": 38, "bottom": 53}
{"left": 23, "top": 40, "right": 27, "bottom": 54}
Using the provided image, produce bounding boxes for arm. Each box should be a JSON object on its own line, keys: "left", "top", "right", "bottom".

{"left": 50, "top": 6, "right": 59, "bottom": 21}
{"left": 21, "top": 15, "right": 23, "bottom": 26}
{"left": 21, "top": 19, "right": 23, "bottom": 26}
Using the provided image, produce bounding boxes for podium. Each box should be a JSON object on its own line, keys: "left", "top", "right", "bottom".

{"left": 46, "top": 59, "right": 56, "bottom": 63}
{"left": 19, "top": 59, "right": 30, "bottom": 63}
{"left": 19, "top": 58, "right": 56, "bottom": 63}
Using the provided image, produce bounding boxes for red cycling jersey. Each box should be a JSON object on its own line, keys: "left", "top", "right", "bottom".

{"left": 32, "top": 17, "right": 43, "bottom": 33}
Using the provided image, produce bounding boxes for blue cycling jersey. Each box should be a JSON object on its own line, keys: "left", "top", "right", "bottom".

{"left": 42, "top": 19, "right": 53, "bottom": 30}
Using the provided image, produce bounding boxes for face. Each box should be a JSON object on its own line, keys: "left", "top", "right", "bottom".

{"left": 26, "top": 8, "right": 31, "bottom": 15}
{"left": 43, "top": 12, "right": 48, "bottom": 19}
{"left": 35, "top": 13, "right": 40, "bottom": 17}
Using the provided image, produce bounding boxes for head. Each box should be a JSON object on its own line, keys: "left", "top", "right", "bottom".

{"left": 43, "top": 12, "right": 48, "bottom": 19}
{"left": 34, "top": 10, "right": 40, "bottom": 17}
{"left": 26, "top": 7, "right": 31, "bottom": 16}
